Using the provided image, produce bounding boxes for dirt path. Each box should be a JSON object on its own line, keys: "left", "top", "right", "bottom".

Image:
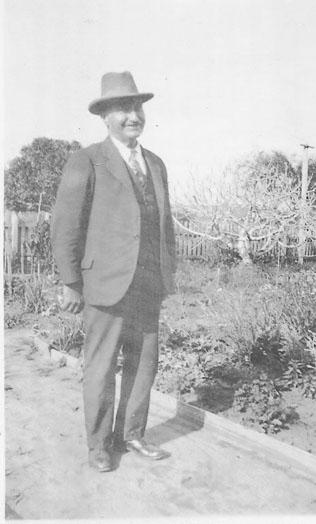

{"left": 5, "top": 328, "right": 316, "bottom": 519}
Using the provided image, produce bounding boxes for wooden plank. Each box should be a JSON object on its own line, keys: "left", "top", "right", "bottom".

{"left": 152, "top": 389, "right": 316, "bottom": 479}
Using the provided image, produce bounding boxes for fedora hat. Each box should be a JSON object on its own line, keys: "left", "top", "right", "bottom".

{"left": 88, "top": 71, "right": 154, "bottom": 115}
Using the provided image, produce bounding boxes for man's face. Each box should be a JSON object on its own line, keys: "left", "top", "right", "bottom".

{"left": 103, "top": 99, "right": 145, "bottom": 146}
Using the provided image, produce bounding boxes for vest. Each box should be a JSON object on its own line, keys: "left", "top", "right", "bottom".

{"left": 126, "top": 161, "right": 162, "bottom": 294}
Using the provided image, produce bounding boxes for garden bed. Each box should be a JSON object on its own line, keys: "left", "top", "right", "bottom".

{"left": 4, "top": 260, "right": 316, "bottom": 455}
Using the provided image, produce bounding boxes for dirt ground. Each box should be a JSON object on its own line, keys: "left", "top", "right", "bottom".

{"left": 5, "top": 327, "right": 316, "bottom": 519}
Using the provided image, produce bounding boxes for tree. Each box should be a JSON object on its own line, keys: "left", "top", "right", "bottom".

{"left": 176, "top": 151, "right": 316, "bottom": 264}
{"left": 236, "top": 150, "right": 297, "bottom": 188}
{"left": 296, "top": 158, "right": 316, "bottom": 194}
{"left": 4, "top": 137, "right": 81, "bottom": 212}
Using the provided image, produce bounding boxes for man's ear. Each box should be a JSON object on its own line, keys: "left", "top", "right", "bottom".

{"left": 101, "top": 114, "right": 109, "bottom": 126}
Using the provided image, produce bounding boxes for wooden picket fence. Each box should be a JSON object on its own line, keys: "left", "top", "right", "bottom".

{"left": 174, "top": 218, "right": 316, "bottom": 261}
{"left": 4, "top": 222, "right": 36, "bottom": 275}
{"left": 3, "top": 217, "right": 316, "bottom": 276}
{"left": 176, "top": 232, "right": 213, "bottom": 260}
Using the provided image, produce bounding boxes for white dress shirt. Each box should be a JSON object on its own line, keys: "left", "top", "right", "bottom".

{"left": 110, "top": 136, "right": 147, "bottom": 174}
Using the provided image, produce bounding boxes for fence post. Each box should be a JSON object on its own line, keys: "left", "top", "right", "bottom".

{"left": 20, "top": 224, "right": 25, "bottom": 274}
{"left": 6, "top": 250, "right": 13, "bottom": 296}
{"left": 11, "top": 211, "right": 19, "bottom": 255}
{"left": 298, "top": 144, "right": 313, "bottom": 264}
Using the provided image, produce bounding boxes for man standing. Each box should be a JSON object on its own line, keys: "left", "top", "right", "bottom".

{"left": 51, "top": 71, "right": 176, "bottom": 472}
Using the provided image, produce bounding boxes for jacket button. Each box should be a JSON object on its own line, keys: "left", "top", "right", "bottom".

{"left": 134, "top": 234, "right": 139, "bottom": 239}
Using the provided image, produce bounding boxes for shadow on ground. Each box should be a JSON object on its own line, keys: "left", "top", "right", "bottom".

{"left": 146, "top": 400, "right": 205, "bottom": 446}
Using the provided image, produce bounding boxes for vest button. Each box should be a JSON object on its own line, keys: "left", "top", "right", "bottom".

{"left": 134, "top": 234, "right": 139, "bottom": 240}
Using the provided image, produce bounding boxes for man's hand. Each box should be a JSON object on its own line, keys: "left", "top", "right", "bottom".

{"left": 61, "top": 283, "right": 84, "bottom": 314}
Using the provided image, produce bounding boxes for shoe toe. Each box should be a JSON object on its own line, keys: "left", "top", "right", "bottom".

{"left": 89, "top": 451, "right": 112, "bottom": 472}
{"left": 126, "top": 439, "right": 170, "bottom": 460}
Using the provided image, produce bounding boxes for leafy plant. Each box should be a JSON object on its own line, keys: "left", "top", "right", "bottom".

{"left": 301, "top": 374, "right": 316, "bottom": 399}
{"left": 23, "top": 277, "right": 49, "bottom": 314}
{"left": 156, "top": 324, "right": 236, "bottom": 396}
{"left": 49, "top": 315, "right": 84, "bottom": 357}
{"left": 4, "top": 274, "right": 50, "bottom": 315}
{"left": 250, "top": 327, "right": 287, "bottom": 374}
{"left": 26, "top": 219, "right": 54, "bottom": 274}
{"left": 233, "top": 373, "right": 299, "bottom": 433}
{"left": 4, "top": 275, "right": 26, "bottom": 300}
{"left": 276, "top": 359, "right": 316, "bottom": 397}
{"left": 4, "top": 311, "right": 24, "bottom": 329}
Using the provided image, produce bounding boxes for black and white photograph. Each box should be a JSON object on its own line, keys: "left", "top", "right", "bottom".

{"left": 3, "top": 0, "right": 316, "bottom": 520}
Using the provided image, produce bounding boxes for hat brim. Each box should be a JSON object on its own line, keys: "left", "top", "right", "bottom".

{"left": 88, "top": 93, "right": 154, "bottom": 115}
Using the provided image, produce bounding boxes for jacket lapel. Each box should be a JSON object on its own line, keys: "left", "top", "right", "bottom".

{"left": 100, "top": 137, "right": 134, "bottom": 193}
{"left": 142, "top": 148, "right": 165, "bottom": 219}
{"left": 99, "top": 137, "right": 165, "bottom": 220}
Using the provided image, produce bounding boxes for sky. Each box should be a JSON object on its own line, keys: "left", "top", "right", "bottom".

{"left": 4, "top": 0, "right": 316, "bottom": 189}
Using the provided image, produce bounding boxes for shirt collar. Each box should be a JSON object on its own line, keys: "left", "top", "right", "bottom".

{"left": 110, "top": 135, "right": 142, "bottom": 163}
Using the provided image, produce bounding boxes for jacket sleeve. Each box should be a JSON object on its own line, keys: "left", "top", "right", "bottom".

{"left": 161, "top": 161, "right": 177, "bottom": 272}
{"left": 51, "top": 150, "right": 94, "bottom": 285}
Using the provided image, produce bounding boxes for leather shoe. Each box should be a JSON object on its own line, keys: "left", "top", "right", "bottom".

{"left": 89, "top": 449, "right": 112, "bottom": 472}
{"left": 126, "top": 438, "right": 170, "bottom": 460}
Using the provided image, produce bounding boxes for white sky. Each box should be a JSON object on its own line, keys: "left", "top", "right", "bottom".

{"left": 4, "top": 0, "right": 316, "bottom": 189}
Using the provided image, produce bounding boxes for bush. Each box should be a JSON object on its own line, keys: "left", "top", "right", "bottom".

{"left": 4, "top": 310, "right": 24, "bottom": 329}
{"left": 276, "top": 359, "right": 316, "bottom": 397}
{"left": 4, "top": 275, "right": 26, "bottom": 300}
{"left": 201, "top": 265, "right": 316, "bottom": 370}
{"left": 279, "top": 270, "right": 316, "bottom": 360}
{"left": 23, "top": 276, "right": 49, "bottom": 314}
{"left": 5, "top": 274, "right": 51, "bottom": 314}
{"left": 49, "top": 314, "right": 84, "bottom": 357}
{"left": 233, "top": 373, "right": 299, "bottom": 434}
{"left": 156, "top": 327, "right": 209, "bottom": 395}
{"left": 157, "top": 323, "right": 239, "bottom": 396}
{"left": 26, "top": 219, "right": 54, "bottom": 274}
{"left": 4, "top": 274, "right": 56, "bottom": 332}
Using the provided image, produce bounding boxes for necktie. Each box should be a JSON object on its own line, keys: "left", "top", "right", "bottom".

{"left": 129, "top": 149, "right": 147, "bottom": 194}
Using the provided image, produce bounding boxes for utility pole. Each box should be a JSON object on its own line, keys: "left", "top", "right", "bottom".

{"left": 298, "top": 144, "right": 314, "bottom": 264}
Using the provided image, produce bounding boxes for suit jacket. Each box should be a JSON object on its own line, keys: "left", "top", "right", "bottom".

{"left": 51, "top": 137, "right": 176, "bottom": 306}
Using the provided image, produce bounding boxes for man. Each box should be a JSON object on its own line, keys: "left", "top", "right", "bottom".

{"left": 51, "top": 71, "right": 176, "bottom": 472}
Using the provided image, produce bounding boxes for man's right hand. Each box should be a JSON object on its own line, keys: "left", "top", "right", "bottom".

{"left": 61, "top": 283, "right": 84, "bottom": 314}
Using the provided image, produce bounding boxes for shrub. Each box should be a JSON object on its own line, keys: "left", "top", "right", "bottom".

{"left": 279, "top": 271, "right": 316, "bottom": 360}
{"left": 233, "top": 373, "right": 299, "bottom": 434}
{"left": 4, "top": 277, "right": 27, "bottom": 328}
{"left": 23, "top": 276, "right": 49, "bottom": 314}
{"left": 276, "top": 359, "right": 316, "bottom": 396}
{"left": 4, "top": 274, "right": 50, "bottom": 315}
{"left": 155, "top": 344, "right": 206, "bottom": 395}
{"left": 26, "top": 219, "right": 55, "bottom": 274}
{"left": 4, "top": 275, "right": 26, "bottom": 300}
{"left": 201, "top": 266, "right": 316, "bottom": 371}
{"left": 250, "top": 327, "right": 287, "bottom": 375}
{"left": 49, "top": 314, "right": 84, "bottom": 357}
{"left": 157, "top": 323, "right": 237, "bottom": 396}
{"left": 4, "top": 310, "right": 24, "bottom": 329}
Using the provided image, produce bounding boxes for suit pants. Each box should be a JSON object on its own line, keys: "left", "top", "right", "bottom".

{"left": 82, "top": 267, "right": 162, "bottom": 452}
